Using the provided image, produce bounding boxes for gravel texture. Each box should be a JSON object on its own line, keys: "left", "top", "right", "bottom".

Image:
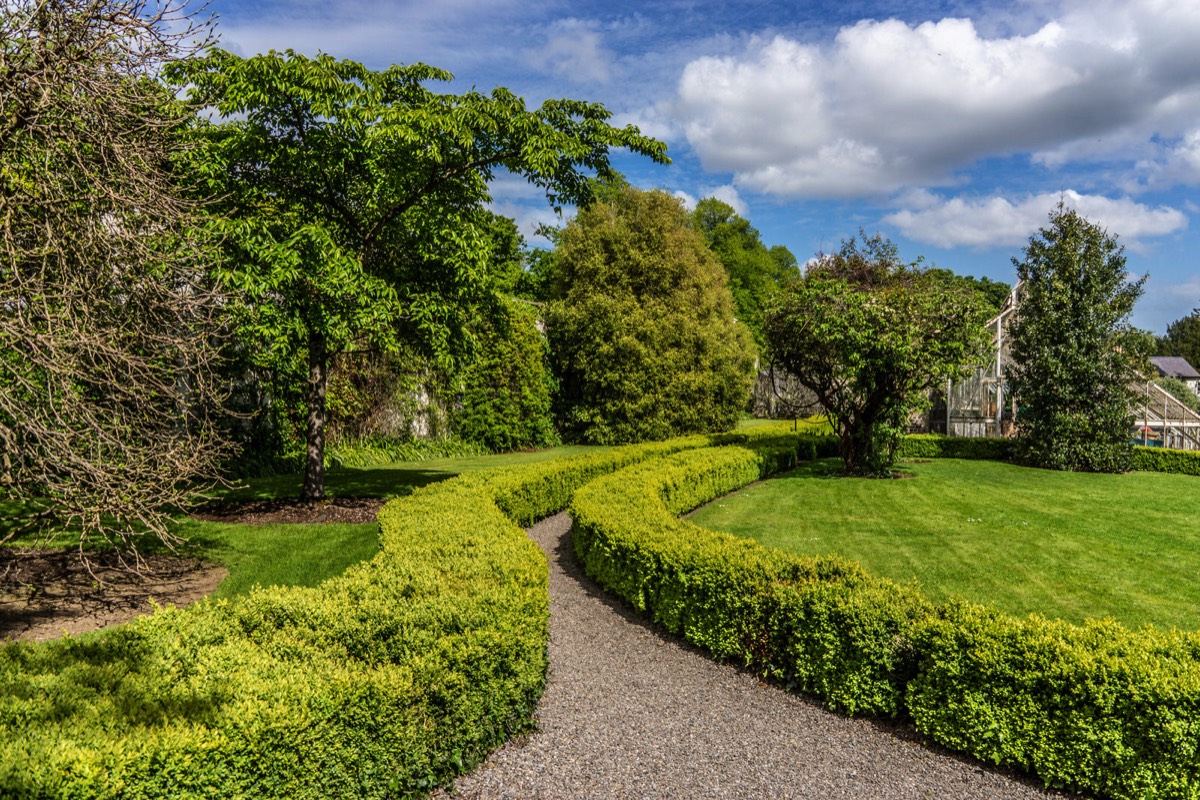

{"left": 436, "top": 513, "right": 1076, "bottom": 800}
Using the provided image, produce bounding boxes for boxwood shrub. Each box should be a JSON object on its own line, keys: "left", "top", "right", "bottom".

{"left": 570, "top": 436, "right": 1200, "bottom": 798}
{"left": 1133, "top": 445, "right": 1200, "bottom": 476}
{"left": 898, "top": 435, "right": 1200, "bottom": 478}
{"left": 898, "top": 433, "right": 1016, "bottom": 461}
{"left": 908, "top": 603, "right": 1200, "bottom": 799}
{"left": 570, "top": 440, "right": 932, "bottom": 716}
{"left": 0, "top": 428, "right": 823, "bottom": 799}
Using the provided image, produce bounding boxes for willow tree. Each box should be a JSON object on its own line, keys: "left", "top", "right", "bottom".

{"left": 0, "top": 0, "right": 226, "bottom": 550}
{"left": 764, "top": 234, "right": 991, "bottom": 476}
{"left": 169, "top": 50, "right": 668, "bottom": 499}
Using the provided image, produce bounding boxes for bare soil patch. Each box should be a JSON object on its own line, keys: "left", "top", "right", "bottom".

{"left": 193, "top": 496, "right": 386, "bottom": 525}
{"left": 1, "top": 549, "right": 227, "bottom": 643}
{"left": 0, "top": 498, "right": 383, "bottom": 645}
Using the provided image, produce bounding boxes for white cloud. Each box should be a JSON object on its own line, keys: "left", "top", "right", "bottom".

{"left": 670, "top": 184, "right": 747, "bottom": 216}
{"left": 528, "top": 18, "right": 616, "bottom": 84}
{"left": 672, "top": 0, "right": 1200, "bottom": 198}
{"left": 885, "top": 189, "right": 1187, "bottom": 249}
{"left": 707, "top": 184, "right": 748, "bottom": 216}
{"left": 672, "top": 190, "right": 698, "bottom": 210}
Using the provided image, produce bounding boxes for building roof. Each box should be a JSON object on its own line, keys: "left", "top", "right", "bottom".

{"left": 1150, "top": 356, "right": 1200, "bottom": 380}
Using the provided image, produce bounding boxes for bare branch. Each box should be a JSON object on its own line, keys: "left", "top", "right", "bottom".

{"left": 0, "top": 0, "right": 227, "bottom": 554}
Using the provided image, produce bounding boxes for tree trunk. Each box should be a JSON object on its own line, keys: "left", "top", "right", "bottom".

{"left": 301, "top": 331, "right": 328, "bottom": 501}
{"left": 840, "top": 410, "right": 878, "bottom": 477}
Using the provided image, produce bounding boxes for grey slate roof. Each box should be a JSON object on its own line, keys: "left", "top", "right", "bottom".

{"left": 1150, "top": 356, "right": 1200, "bottom": 379}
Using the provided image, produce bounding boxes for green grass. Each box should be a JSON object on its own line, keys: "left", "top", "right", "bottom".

{"left": 4, "top": 444, "right": 605, "bottom": 601}
{"left": 175, "top": 519, "right": 381, "bottom": 599}
{"left": 186, "top": 444, "right": 604, "bottom": 597}
{"left": 689, "top": 458, "right": 1200, "bottom": 631}
{"left": 218, "top": 444, "right": 603, "bottom": 502}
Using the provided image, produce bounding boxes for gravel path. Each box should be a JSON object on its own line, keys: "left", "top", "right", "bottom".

{"left": 436, "top": 514, "right": 1074, "bottom": 800}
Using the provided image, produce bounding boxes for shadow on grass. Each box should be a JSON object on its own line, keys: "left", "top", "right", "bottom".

{"left": 215, "top": 466, "right": 456, "bottom": 503}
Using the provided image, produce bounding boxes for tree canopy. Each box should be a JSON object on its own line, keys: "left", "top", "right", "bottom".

{"left": 1008, "top": 204, "right": 1146, "bottom": 472}
{"left": 0, "top": 0, "right": 227, "bottom": 548}
{"left": 764, "top": 233, "right": 991, "bottom": 476}
{"left": 547, "top": 187, "right": 756, "bottom": 444}
{"left": 689, "top": 198, "right": 799, "bottom": 347}
{"left": 1156, "top": 309, "right": 1200, "bottom": 371}
{"left": 925, "top": 268, "right": 1013, "bottom": 315}
{"left": 168, "top": 49, "right": 668, "bottom": 498}
{"left": 455, "top": 298, "right": 559, "bottom": 452}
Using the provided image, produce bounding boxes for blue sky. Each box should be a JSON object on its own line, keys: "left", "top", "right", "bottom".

{"left": 208, "top": 0, "right": 1200, "bottom": 332}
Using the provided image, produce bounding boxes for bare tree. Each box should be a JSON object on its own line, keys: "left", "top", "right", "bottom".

{"left": 0, "top": 0, "right": 227, "bottom": 556}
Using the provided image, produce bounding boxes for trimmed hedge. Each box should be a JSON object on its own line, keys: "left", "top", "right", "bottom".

{"left": 0, "top": 422, "right": 822, "bottom": 798}
{"left": 899, "top": 435, "right": 1200, "bottom": 478}
{"left": 571, "top": 440, "right": 931, "bottom": 716}
{"left": 0, "top": 439, "right": 670, "bottom": 796}
{"left": 570, "top": 438, "right": 1200, "bottom": 798}
{"left": 1133, "top": 445, "right": 1200, "bottom": 476}
{"left": 899, "top": 433, "right": 1015, "bottom": 461}
{"left": 909, "top": 604, "right": 1200, "bottom": 799}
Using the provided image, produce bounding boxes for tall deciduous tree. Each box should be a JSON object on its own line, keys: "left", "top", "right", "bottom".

{"left": 1156, "top": 309, "right": 1200, "bottom": 370}
{"left": 547, "top": 187, "right": 756, "bottom": 444}
{"left": 1008, "top": 204, "right": 1146, "bottom": 472}
{"left": 455, "top": 297, "right": 558, "bottom": 452}
{"left": 0, "top": 0, "right": 227, "bottom": 550}
{"left": 689, "top": 198, "right": 799, "bottom": 348}
{"left": 168, "top": 50, "right": 667, "bottom": 499}
{"left": 764, "top": 233, "right": 991, "bottom": 477}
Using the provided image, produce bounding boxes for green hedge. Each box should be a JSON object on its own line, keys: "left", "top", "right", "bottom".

{"left": 1133, "top": 446, "right": 1200, "bottom": 476}
{"left": 3, "top": 428, "right": 826, "bottom": 798}
{"left": 909, "top": 603, "right": 1200, "bottom": 799}
{"left": 899, "top": 433, "right": 1016, "bottom": 460}
{"left": 899, "top": 435, "right": 1200, "bottom": 478}
{"left": 570, "top": 440, "right": 931, "bottom": 716}
{"left": 570, "top": 438, "right": 1200, "bottom": 798}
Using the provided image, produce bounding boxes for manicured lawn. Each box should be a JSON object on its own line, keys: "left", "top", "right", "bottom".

{"left": 184, "top": 444, "right": 604, "bottom": 596}
{"left": 689, "top": 458, "right": 1200, "bottom": 631}
{"left": 220, "top": 444, "right": 602, "bottom": 502}
{"left": 176, "top": 519, "right": 383, "bottom": 599}
{"left": 3, "top": 444, "right": 605, "bottom": 600}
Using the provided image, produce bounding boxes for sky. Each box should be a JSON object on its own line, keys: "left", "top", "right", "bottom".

{"left": 206, "top": 0, "right": 1200, "bottom": 333}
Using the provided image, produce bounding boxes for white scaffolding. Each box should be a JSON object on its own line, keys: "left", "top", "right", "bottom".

{"left": 942, "top": 282, "right": 1020, "bottom": 438}
{"left": 940, "top": 281, "right": 1200, "bottom": 450}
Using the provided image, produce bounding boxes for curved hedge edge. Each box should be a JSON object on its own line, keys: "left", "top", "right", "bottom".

{"left": 0, "top": 427, "right": 817, "bottom": 799}
{"left": 570, "top": 438, "right": 931, "bottom": 717}
{"left": 569, "top": 439, "right": 1200, "bottom": 800}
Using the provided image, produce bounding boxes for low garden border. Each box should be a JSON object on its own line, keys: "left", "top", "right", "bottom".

{"left": 0, "top": 424, "right": 819, "bottom": 798}
{"left": 571, "top": 436, "right": 1200, "bottom": 800}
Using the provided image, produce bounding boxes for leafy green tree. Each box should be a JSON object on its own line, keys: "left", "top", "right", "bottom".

{"left": 1008, "top": 204, "right": 1146, "bottom": 472}
{"left": 1156, "top": 377, "right": 1200, "bottom": 414}
{"left": 547, "top": 187, "right": 756, "bottom": 444}
{"left": 1156, "top": 309, "right": 1200, "bottom": 370}
{"left": 168, "top": 49, "right": 667, "bottom": 499}
{"left": 0, "top": 0, "right": 227, "bottom": 549}
{"left": 456, "top": 298, "right": 559, "bottom": 451}
{"left": 764, "top": 233, "right": 991, "bottom": 476}
{"left": 689, "top": 198, "right": 799, "bottom": 347}
{"left": 925, "top": 268, "right": 1013, "bottom": 314}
